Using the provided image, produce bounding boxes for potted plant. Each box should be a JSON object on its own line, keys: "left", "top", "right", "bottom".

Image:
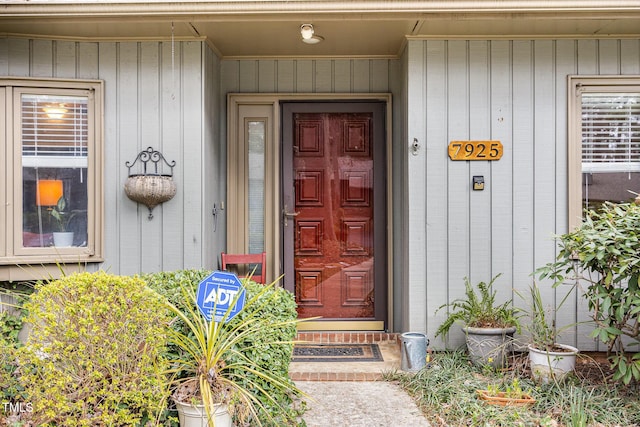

{"left": 435, "top": 274, "right": 520, "bottom": 368}
{"left": 522, "top": 282, "right": 578, "bottom": 384}
{"left": 49, "top": 196, "right": 76, "bottom": 246}
{"left": 164, "top": 277, "right": 306, "bottom": 427}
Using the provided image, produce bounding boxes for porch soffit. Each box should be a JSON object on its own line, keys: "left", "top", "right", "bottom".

{"left": 1, "top": 1, "right": 639, "bottom": 58}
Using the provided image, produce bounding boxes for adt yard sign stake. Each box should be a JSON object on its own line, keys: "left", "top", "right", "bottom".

{"left": 196, "top": 271, "right": 246, "bottom": 323}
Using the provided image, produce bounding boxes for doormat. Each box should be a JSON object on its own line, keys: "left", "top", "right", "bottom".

{"left": 292, "top": 343, "right": 383, "bottom": 362}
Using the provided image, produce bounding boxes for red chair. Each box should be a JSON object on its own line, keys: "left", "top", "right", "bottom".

{"left": 221, "top": 252, "right": 267, "bottom": 284}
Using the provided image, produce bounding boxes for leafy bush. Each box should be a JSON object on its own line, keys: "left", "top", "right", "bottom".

{"left": 144, "top": 269, "right": 306, "bottom": 426}
{"left": 18, "top": 272, "right": 170, "bottom": 426}
{"left": 1, "top": 309, "right": 27, "bottom": 420}
{"left": 1, "top": 283, "right": 32, "bottom": 419}
{"left": 537, "top": 202, "right": 640, "bottom": 384}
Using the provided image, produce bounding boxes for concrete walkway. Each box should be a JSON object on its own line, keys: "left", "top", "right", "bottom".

{"left": 290, "top": 333, "right": 431, "bottom": 427}
{"left": 296, "top": 381, "right": 431, "bottom": 427}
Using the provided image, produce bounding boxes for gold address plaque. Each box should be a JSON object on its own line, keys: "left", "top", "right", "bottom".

{"left": 448, "top": 140, "right": 503, "bottom": 161}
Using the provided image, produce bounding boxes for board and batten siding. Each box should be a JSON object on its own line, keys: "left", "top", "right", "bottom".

{"left": 0, "top": 38, "right": 222, "bottom": 276}
{"left": 406, "top": 39, "right": 640, "bottom": 351}
{"left": 220, "top": 59, "right": 395, "bottom": 94}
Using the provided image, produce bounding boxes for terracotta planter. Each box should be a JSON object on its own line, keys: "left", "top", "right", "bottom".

{"left": 528, "top": 343, "right": 579, "bottom": 384}
{"left": 174, "top": 399, "right": 232, "bottom": 427}
{"left": 476, "top": 389, "right": 536, "bottom": 407}
{"left": 463, "top": 326, "right": 516, "bottom": 368}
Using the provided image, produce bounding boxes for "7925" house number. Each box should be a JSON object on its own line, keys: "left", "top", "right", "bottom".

{"left": 448, "top": 140, "right": 503, "bottom": 161}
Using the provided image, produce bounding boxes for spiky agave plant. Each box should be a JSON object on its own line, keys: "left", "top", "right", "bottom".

{"left": 165, "top": 277, "right": 306, "bottom": 426}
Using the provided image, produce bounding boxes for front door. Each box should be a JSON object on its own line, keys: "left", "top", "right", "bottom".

{"left": 282, "top": 102, "right": 387, "bottom": 329}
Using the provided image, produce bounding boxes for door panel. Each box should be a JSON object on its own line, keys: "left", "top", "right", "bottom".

{"left": 282, "top": 102, "right": 386, "bottom": 326}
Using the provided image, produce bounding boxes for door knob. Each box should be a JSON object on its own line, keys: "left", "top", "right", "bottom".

{"left": 282, "top": 205, "right": 300, "bottom": 227}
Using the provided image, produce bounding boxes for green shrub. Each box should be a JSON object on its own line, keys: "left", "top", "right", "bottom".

{"left": 145, "top": 269, "right": 306, "bottom": 426}
{"left": 1, "top": 284, "right": 31, "bottom": 418}
{"left": 18, "top": 272, "right": 170, "bottom": 426}
{"left": 1, "top": 310, "right": 27, "bottom": 420}
{"left": 537, "top": 202, "right": 640, "bottom": 384}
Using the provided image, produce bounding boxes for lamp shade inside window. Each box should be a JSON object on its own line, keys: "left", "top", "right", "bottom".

{"left": 36, "top": 179, "right": 63, "bottom": 206}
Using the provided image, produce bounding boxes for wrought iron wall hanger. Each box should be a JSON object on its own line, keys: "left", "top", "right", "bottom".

{"left": 124, "top": 147, "right": 177, "bottom": 220}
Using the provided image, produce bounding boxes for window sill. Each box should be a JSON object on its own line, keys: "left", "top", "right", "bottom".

{"left": 0, "top": 257, "right": 104, "bottom": 282}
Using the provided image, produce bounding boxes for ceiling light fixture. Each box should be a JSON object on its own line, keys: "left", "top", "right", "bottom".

{"left": 300, "top": 23, "right": 324, "bottom": 44}
{"left": 43, "top": 105, "right": 67, "bottom": 119}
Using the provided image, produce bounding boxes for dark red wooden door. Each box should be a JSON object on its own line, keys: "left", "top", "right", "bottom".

{"left": 282, "top": 103, "right": 386, "bottom": 322}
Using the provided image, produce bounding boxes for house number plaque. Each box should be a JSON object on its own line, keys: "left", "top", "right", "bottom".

{"left": 448, "top": 140, "right": 503, "bottom": 161}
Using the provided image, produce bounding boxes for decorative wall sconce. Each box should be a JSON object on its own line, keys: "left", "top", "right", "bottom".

{"left": 124, "top": 147, "right": 177, "bottom": 220}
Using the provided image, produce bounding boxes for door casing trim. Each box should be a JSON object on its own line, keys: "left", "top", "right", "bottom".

{"left": 227, "top": 93, "right": 393, "bottom": 331}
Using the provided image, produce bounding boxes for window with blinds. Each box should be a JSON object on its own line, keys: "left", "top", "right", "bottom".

{"left": 0, "top": 78, "right": 103, "bottom": 274}
{"left": 582, "top": 93, "right": 640, "bottom": 173}
{"left": 566, "top": 77, "right": 640, "bottom": 229}
{"left": 21, "top": 94, "right": 88, "bottom": 168}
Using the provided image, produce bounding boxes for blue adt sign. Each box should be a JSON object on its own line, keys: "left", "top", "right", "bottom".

{"left": 196, "top": 271, "right": 246, "bottom": 323}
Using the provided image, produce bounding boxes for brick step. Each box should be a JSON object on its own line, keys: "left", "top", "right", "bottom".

{"left": 290, "top": 332, "right": 401, "bottom": 381}
{"left": 295, "top": 331, "right": 400, "bottom": 344}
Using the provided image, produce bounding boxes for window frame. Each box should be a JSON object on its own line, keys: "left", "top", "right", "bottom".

{"left": 568, "top": 75, "right": 640, "bottom": 230}
{"left": 227, "top": 98, "right": 277, "bottom": 281}
{"left": 0, "top": 78, "right": 103, "bottom": 277}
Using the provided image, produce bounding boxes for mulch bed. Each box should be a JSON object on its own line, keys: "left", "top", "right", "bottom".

{"left": 573, "top": 352, "right": 617, "bottom": 384}
{"left": 510, "top": 350, "right": 638, "bottom": 395}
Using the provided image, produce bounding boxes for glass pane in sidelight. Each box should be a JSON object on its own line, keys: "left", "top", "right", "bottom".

{"left": 247, "top": 120, "right": 265, "bottom": 255}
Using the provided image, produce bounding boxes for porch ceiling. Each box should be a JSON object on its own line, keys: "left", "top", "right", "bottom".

{"left": 1, "top": 1, "right": 639, "bottom": 58}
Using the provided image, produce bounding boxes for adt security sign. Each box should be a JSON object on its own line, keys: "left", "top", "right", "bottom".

{"left": 196, "top": 271, "right": 246, "bottom": 323}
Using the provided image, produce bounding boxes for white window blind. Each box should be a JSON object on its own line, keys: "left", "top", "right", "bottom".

{"left": 582, "top": 93, "right": 640, "bottom": 173}
{"left": 21, "top": 94, "right": 88, "bottom": 168}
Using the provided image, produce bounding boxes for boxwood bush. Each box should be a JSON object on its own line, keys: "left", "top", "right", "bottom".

{"left": 144, "top": 269, "right": 306, "bottom": 426}
{"left": 18, "top": 272, "right": 170, "bottom": 426}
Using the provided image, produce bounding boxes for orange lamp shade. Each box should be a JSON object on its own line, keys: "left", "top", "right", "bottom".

{"left": 36, "top": 180, "right": 63, "bottom": 206}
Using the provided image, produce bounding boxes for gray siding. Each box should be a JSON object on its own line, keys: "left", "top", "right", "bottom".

{"left": 406, "top": 39, "right": 640, "bottom": 350}
{"left": 220, "top": 59, "right": 396, "bottom": 94}
{"left": 0, "top": 38, "right": 222, "bottom": 275}
{"left": 6, "top": 34, "right": 639, "bottom": 346}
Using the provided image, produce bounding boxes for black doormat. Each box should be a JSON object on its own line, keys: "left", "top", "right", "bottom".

{"left": 292, "top": 343, "right": 383, "bottom": 362}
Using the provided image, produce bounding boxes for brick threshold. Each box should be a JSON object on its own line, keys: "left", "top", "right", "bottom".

{"left": 295, "top": 331, "right": 399, "bottom": 344}
{"left": 289, "top": 371, "right": 385, "bottom": 381}
{"left": 290, "top": 332, "right": 400, "bottom": 381}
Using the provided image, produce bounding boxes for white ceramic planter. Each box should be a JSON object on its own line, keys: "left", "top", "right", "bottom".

{"left": 52, "top": 231, "right": 74, "bottom": 247}
{"left": 528, "top": 343, "right": 579, "bottom": 384}
{"left": 174, "top": 400, "right": 232, "bottom": 427}
{"left": 463, "top": 326, "right": 516, "bottom": 368}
